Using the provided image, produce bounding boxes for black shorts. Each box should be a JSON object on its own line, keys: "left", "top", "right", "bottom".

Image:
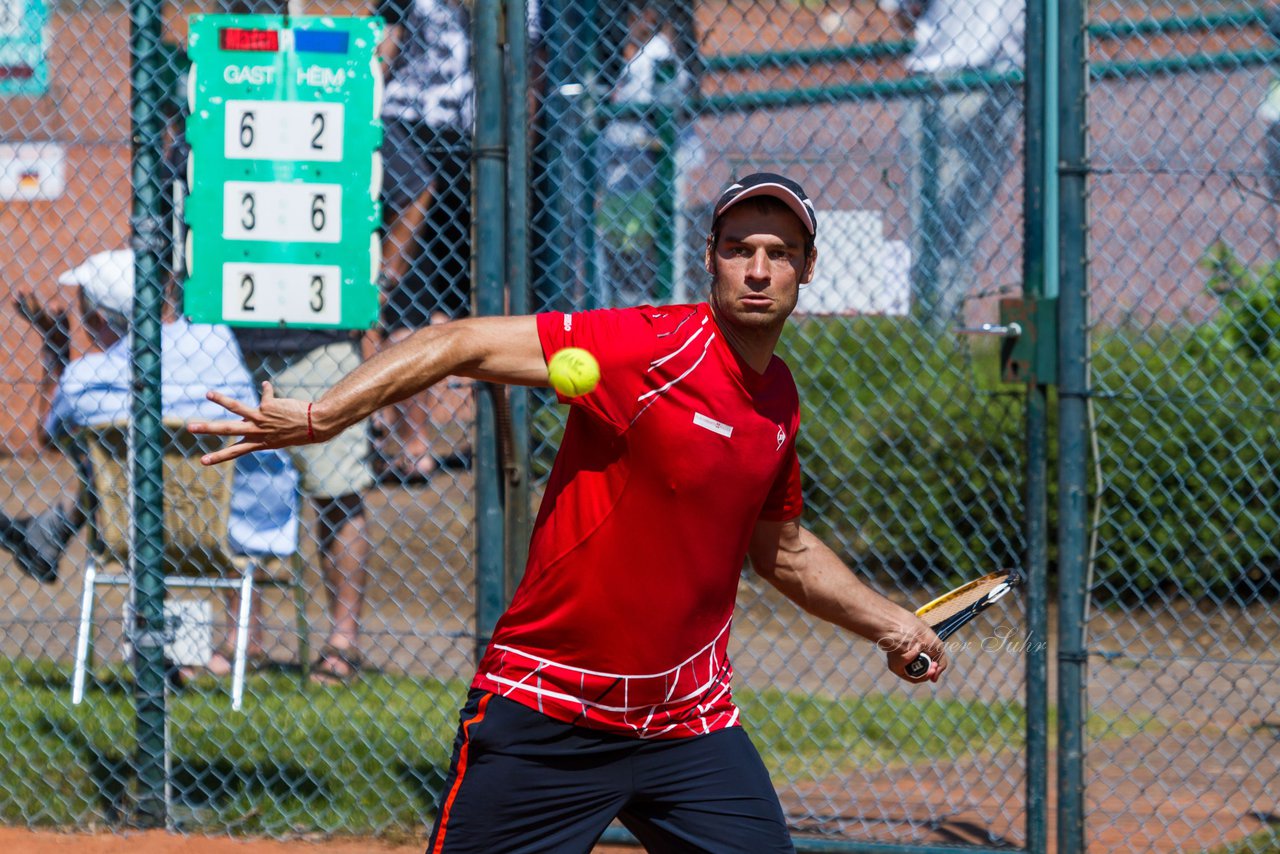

{"left": 426, "top": 690, "right": 795, "bottom": 854}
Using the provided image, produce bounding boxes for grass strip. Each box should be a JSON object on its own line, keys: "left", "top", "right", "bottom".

{"left": 0, "top": 657, "right": 1157, "bottom": 837}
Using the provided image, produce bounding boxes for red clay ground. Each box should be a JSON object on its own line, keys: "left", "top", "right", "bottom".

{"left": 0, "top": 828, "right": 638, "bottom": 854}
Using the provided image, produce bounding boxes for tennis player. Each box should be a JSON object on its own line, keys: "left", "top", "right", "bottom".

{"left": 190, "top": 172, "right": 947, "bottom": 853}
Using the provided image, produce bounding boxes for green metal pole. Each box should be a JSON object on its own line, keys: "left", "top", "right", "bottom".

{"left": 701, "top": 68, "right": 1024, "bottom": 114}
{"left": 1023, "top": 382, "right": 1051, "bottom": 854}
{"left": 505, "top": 0, "right": 532, "bottom": 592}
{"left": 1042, "top": 2, "right": 1061, "bottom": 305}
{"left": 129, "top": 0, "right": 170, "bottom": 827}
{"left": 582, "top": 112, "right": 602, "bottom": 308}
{"left": 1023, "top": 0, "right": 1052, "bottom": 850}
{"left": 1090, "top": 47, "right": 1279, "bottom": 79}
{"left": 653, "top": 61, "right": 677, "bottom": 302}
{"left": 531, "top": 0, "right": 577, "bottom": 309}
{"left": 575, "top": 0, "right": 600, "bottom": 309}
{"left": 473, "top": 0, "right": 507, "bottom": 657}
{"left": 912, "top": 92, "right": 941, "bottom": 328}
{"left": 1057, "top": 0, "right": 1090, "bottom": 852}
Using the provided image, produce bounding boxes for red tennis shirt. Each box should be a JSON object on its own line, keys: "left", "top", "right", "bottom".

{"left": 472, "top": 303, "right": 803, "bottom": 738}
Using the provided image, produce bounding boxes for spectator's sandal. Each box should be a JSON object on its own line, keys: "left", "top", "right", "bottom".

{"left": 311, "top": 644, "right": 364, "bottom": 685}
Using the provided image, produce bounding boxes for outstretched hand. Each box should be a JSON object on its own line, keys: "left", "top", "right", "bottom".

{"left": 187, "top": 382, "right": 315, "bottom": 465}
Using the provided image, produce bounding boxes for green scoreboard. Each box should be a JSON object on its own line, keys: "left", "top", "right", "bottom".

{"left": 184, "top": 14, "right": 383, "bottom": 329}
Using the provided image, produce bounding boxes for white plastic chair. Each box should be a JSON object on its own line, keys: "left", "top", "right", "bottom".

{"left": 70, "top": 419, "right": 300, "bottom": 710}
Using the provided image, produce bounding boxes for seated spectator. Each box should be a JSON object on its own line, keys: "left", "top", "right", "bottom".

{"left": 1, "top": 249, "right": 299, "bottom": 676}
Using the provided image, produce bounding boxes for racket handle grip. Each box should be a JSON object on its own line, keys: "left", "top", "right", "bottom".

{"left": 906, "top": 652, "right": 931, "bottom": 679}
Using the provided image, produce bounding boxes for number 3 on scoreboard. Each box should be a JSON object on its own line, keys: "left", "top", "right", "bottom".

{"left": 310, "top": 275, "right": 325, "bottom": 312}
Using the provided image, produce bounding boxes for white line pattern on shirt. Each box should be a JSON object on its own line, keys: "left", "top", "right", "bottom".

{"left": 631, "top": 333, "right": 716, "bottom": 426}
{"left": 649, "top": 316, "right": 709, "bottom": 371}
{"left": 480, "top": 621, "right": 737, "bottom": 738}
{"left": 489, "top": 618, "right": 730, "bottom": 680}
{"left": 654, "top": 309, "right": 696, "bottom": 338}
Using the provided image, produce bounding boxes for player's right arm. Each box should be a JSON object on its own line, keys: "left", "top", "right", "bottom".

{"left": 747, "top": 518, "right": 946, "bottom": 682}
{"left": 189, "top": 314, "right": 549, "bottom": 465}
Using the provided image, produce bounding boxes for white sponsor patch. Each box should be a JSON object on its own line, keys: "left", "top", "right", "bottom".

{"left": 693, "top": 412, "right": 733, "bottom": 438}
{"left": 564, "top": 313, "right": 572, "bottom": 332}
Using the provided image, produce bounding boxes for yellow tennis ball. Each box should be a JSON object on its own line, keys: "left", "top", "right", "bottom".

{"left": 547, "top": 347, "right": 600, "bottom": 397}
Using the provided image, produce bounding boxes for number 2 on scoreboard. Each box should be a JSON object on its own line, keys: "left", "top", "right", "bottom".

{"left": 240, "top": 273, "right": 255, "bottom": 312}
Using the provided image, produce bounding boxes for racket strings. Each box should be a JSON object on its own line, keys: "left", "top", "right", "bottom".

{"left": 917, "top": 576, "right": 1007, "bottom": 627}
{"left": 906, "top": 572, "right": 1022, "bottom": 675}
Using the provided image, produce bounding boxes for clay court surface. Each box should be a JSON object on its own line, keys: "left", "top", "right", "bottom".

{"left": 0, "top": 828, "right": 638, "bottom": 853}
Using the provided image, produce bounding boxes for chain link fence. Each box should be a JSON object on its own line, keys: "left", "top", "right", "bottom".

{"left": 1, "top": 0, "right": 483, "bottom": 838}
{"left": 1074, "top": 3, "right": 1280, "bottom": 852}
{"left": 535, "top": 1, "right": 1034, "bottom": 848}
{"left": 0, "top": 0, "right": 1277, "bottom": 852}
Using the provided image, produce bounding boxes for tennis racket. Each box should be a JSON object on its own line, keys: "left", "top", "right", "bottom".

{"left": 905, "top": 570, "right": 1023, "bottom": 678}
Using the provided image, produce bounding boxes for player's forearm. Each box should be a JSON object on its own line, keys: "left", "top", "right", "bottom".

{"left": 308, "top": 323, "right": 463, "bottom": 436}
{"left": 308, "top": 315, "right": 548, "bottom": 438}
{"left": 761, "top": 525, "right": 921, "bottom": 644}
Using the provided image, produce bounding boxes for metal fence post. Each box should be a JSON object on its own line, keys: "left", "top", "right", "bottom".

{"left": 1057, "top": 0, "right": 1090, "bottom": 851}
{"left": 531, "top": 0, "right": 583, "bottom": 311}
{"left": 128, "top": 0, "right": 171, "bottom": 827}
{"left": 505, "top": 0, "right": 532, "bottom": 589}
{"left": 652, "top": 60, "right": 678, "bottom": 302}
{"left": 913, "top": 93, "right": 942, "bottom": 329}
{"left": 1023, "top": 1, "right": 1053, "bottom": 850}
{"left": 473, "top": 0, "right": 507, "bottom": 657}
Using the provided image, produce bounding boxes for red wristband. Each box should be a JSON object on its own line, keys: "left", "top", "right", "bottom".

{"left": 307, "top": 402, "right": 316, "bottom": 442}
